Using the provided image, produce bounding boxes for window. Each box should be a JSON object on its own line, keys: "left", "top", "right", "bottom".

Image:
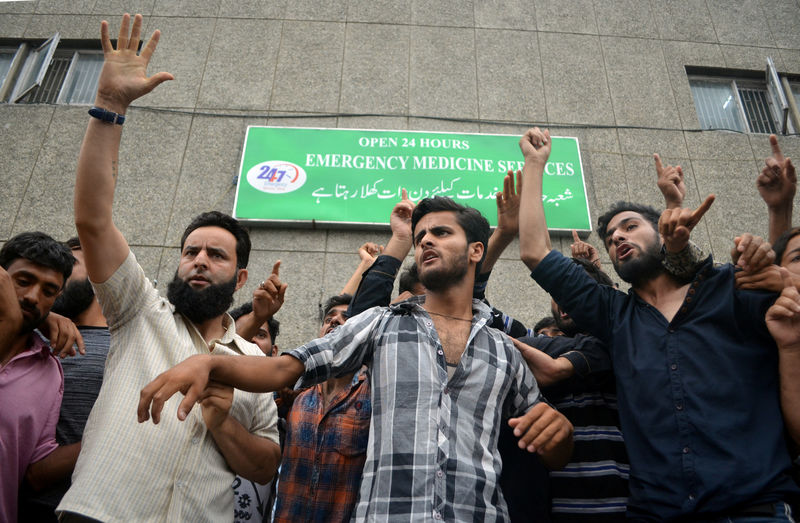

{"left": 0, "top": 34, "right": 103, "bottom": 105}
{"left": 687, "top": 59, "right": 797, "bottom": 135}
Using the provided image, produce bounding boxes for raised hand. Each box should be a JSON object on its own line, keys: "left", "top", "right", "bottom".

{"left": 731, "top": 234, "right": 775, "bottom": 273}
{"left": 358, "top": 242, "right": 383, "bottom": 264}
{"left": 519, "top": 127, "right": 552, "bottom": 166}
{"left": 495, "top": 170, "right": 522, "bottom": 237}
{"left": 95, "top": 13, "right": 174, "bottom": 112}
{"left": 765, "top": 267, "right": 800, "bottom": 350}
{"left": 390, "top": 189, "right": 415, "bottom": 243}
{"left": 658, "top": 195, "right": 715, "bottom": 253}
{"left": 570, "top": 230, "right": 600, "bottom": 267}
{"left": 253, "top": 261, "right": 287, "bottom": 320}
{"left": 654, "top": 154, "right": 686, "bottom": 209}
{"left": 757, "top": 135, "right": 796, "bottom": 210}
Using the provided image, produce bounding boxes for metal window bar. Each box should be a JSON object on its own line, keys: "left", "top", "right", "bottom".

{"left": 58, "top": 51, "right": 102, "bottom": 104}
{"left": 689, "top": 79, "right": 744, "bottom": 132}
{"left": 19, "top": 52, "right": 71, "bottom": 104}
{"left": 738, "top": 87, "right": 776, "bottom": 134}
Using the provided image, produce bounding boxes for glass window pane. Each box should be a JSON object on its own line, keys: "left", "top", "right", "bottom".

{"left": 13, "top": 33, "right": 59, "bottom": 101}
{"left": 0, "top": 50, "right": 15, "bottom": 84}
{"left": 738, "top": 87, "right": 776, "bottom": 134}
{"left": 689, "top": 79, "right": 745, "bottom": 132}
{"left": 61, "top": 52, "right": 102, "bottom": 104}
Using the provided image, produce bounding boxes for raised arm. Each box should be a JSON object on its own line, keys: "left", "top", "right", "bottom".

{"left": 235, "top": 261, "right": 287, "bottom": 342}
{"left": 765, "top": 267, "right": 800, "bottom": 444}
{"left": 654, "top": 153, "right": 686, "bottom": 210}
{"left": 518, "top": 128, "right": 553, "bottom": 270}
{"left": 75, "top": 14, "right": 173, "bottom": 283}
{"left": 482, "top": 170, "right": 522, "bottom": 275}
{"left": 757, "top": 135, "right": 796, "bottom": 244}
{"left": 341, "top": 242, "right": 383, "bottom": 296}
{"left": 569, "top": 230, "right": 600, "bottom": 268}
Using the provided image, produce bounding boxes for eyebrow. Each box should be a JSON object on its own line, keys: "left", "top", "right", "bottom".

{"left": 414, "top": 225, "right": 453, "bottom": 245}
{"left": 14, "top": 269, "right": 62, "bottom": 292}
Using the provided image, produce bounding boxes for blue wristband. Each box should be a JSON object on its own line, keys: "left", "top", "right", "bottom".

{"left": 88, "top": 106, "right": 125, "bottom": 125}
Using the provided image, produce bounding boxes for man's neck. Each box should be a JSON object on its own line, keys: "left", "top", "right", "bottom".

{"left": 0, "top": 332, "right": 33, "bottom": 367}
{"left": 193, "top": 315, "right": 228, "bottom": 344}
{"left": 423, "top": 277, "right": 475, "bottom": 321}
{"left": 74, "top": 301, "right": 108, "bottom": 328}
{"left": 633, "top": 272, "right": 690, "bottom": 311}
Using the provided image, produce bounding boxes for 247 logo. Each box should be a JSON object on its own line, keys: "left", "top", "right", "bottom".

{"left": 246, "top": 161, "right": 307, "bottom": 194}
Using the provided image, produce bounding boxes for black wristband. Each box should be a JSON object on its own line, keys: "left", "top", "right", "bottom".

{"left": 88, "top": 106, "right": 125, "bottom": 125}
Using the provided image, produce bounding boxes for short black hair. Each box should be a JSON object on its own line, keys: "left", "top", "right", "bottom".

{"left": 570, "top": 257, "right": 614, "bottom": 287}
{"left": 180, "top": 211, "right": 251, "bottom": 269}
{"left": 596, "top": 202, "right": 660, "bottom": 244}
{"left": 773, "top": 226, "right": 800, "bottom": 265}
{"left": 398, "top": 263, "right": 420, "bottom": 294}
{"left": 410, "top": 196, "right": 490, "bottom": 274}
{"left": 322, "top": 293, "right": 352, "bottom": 321}
{"left": 0, "top": 232, "right": 75, "bottom": 284}
{"left": 229, "top": 301, "right": 281, "bottom": 342}
{"left": 533, "top": 316, "right": 557, "bottom": 333}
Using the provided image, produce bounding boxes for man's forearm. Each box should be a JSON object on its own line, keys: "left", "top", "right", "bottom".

{"left": 208, "top": 418, "right": 281, "bottom": 484}
{"left": 768, "top": 205, "right": 793, "bottom": 245}
{"left": 540, "top": 435, "right": 574, "bottom": 470}
{"left": 210, "top": 353, "right": 305, "bottom": 393}
{"left": 519, "top": 158, "right": 551, "bottom": 270}
{"left": 25, "top": 442, "right": 81, "bottom": 491}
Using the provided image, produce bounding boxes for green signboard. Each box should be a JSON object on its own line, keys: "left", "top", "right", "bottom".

{"left": 234, "top": 127, "right": 591, "bottom": 231}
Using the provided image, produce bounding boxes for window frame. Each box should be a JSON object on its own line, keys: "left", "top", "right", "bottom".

{"left": 9, "top": 32, "right": 60, "bottom": 103}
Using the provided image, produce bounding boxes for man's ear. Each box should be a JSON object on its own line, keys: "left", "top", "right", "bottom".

{"left": 468, "top": 241, "right": 485, "bottom": 264}
{"left": 271, "top": 345, "right": 279, "bottom": 357}
{"left": 235, "top": 268, "right": 248, "bottom": 291}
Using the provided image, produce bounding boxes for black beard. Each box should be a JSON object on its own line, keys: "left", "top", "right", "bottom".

{"left": 20, "top": 300, "right": 46, "bottom": 333}
{"left": 51, "top": 278, "right": 95, "bottom": 320}
{"left": 167, "top": 272, "right": 237, "bottom": 324}
{"left": 418, "top": 250, "right": 469, "bottom": 292}
{"left": 613, "top": 238, "right": 664, "bottom": 287}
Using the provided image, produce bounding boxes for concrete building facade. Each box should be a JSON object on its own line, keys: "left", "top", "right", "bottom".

{"left": 1, "top": 0, "right": 799, "bottom": 349}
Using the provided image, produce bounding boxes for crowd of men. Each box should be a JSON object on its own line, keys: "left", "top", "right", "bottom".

{"left": 2, "top": 12, "right": 800, "bottom": 523}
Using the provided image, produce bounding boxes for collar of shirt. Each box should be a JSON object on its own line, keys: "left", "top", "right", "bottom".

{"left": 389, "top": 294, "right": 494, "bottom": 323}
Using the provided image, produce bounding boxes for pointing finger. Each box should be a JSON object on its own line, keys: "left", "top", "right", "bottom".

{"left": 654, "top": 153, "right": 663, "bottom": 173}
{"left": 769, "top": 134, "right": 785, "bottom": 163}
{"left": 271, "top": 260, "right": 281, "bottom": 276}
{"left": 690, "top": 194, "right": 715, "bottom": 224}
{"left": 572, "top": 230, "right": 580, "bottom": 242}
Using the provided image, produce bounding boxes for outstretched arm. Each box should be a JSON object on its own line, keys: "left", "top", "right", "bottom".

{"left": 518, "top": 128, "right": 553, "bottom": 270}
{"left": 757, "top": 135, "right": 796, "bottom": 244}
{"left": 75, "top": 14, "right": 173, "bottom": 283}
{"left": 765, "top": 268, "right": 800, "bottom": 444}
{"left": 138, "top": 353, "right": 304, "bottom": 424}
{"left": 482, "top": 170, "right": 522, "bottom": 275}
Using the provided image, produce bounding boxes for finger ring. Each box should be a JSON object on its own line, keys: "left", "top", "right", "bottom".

{"left": 260, "top": 281, "right": 266, "bottom": 287}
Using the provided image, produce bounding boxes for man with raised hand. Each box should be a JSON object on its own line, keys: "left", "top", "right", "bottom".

{"left": 57, "top": 14, "right": 280, "bottom": 522}
{"left": 138, "top": 195, "right": 573, "bottom": 522}
{"left": 518, "top": 126, "right": 798, "bottom": 520}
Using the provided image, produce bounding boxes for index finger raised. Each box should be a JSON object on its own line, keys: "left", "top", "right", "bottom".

{"left": 690, "top": 194, "right": 715, "bottom": 224}
{"left": 769, "top": 134, "right": 785, "bottom": 163}
{"left": 654, "top": 153, "right": 664, "bottom": 172}
{"left": 271, "top": 260, "right": 281, "bottom": 276}
{"left": 572, "top": 229, "right": 580, "bottom": 242}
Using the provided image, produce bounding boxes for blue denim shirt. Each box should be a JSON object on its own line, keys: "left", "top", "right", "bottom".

{"left": 532, "top": 249, "right": 797, "bottom": 519}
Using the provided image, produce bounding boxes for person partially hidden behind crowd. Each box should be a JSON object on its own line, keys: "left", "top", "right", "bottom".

{"left": 0, "top": 232, "right": 75, "bottom": 522}
{"left": 533, "top": 316, "right": 563, "bottom": 337}
{"left": 138, "top": 195, "right": 574, "bottom": 521}
{"left": 519, "top": 126, "right": 800, "bottom": 520}
{"left": 57, "top": 14, "right": 280, "bottom": 521}
{"left": 19, "top": 236, "right": 111, "bottom": 522}
{"left": 272, "top": 293, "right": 371, "bottom": 523}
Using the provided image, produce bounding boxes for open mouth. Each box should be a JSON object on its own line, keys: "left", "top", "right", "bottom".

{"left": 617, "top": 244, "right": 634, "bottom": 262}
{"left": 421, "top": 249, "right": 439, "bottom": 265}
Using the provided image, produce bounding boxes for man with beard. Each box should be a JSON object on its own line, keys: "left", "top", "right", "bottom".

{"left": 0, "top": 231, "right": 75, "bottom": 522}
{"left": 138, "top": 195, "right": 574, "bottom": 522}
{"left": 19, "top": 237, "right": 110, "bottom": 522}
{"left": 519, "top": 126, "right": 799, "bottom": 520}
{"left": 56, "top": 14, "right": 280, "bottom": 522}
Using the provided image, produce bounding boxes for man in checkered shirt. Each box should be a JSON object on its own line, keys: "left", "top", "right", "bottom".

{"left": 140, "top": 196, "right": 574, "bottom": 522}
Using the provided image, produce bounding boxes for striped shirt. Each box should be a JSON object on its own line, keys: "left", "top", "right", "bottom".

{"left": 289, "top": 295, "right": 543, "bottom": 522}
{"left": 57, "top": 251, "right": 279, "bottom": 522}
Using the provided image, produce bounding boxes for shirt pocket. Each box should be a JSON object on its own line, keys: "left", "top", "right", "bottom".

{"left": 334, "top": 398, "right": 371, "bottom": 457}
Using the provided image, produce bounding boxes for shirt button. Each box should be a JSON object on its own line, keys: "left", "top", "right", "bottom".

{"left": 680, "top": 307, "right": 687, "bottom": 313}
{"left": 192, "top": 437, "right": 200, "bottom": 445}
{"left": 670, "top": 363, "right": 677, "bottom": 370}
{"left": 688, "top": 288, "right": 696, "bottom": 294}
{"left": 176, "top": 480, "right": 185, "bottom": 488}
{"left": 427, "top": 321, "right": 432, "bottom": 327}
{"left": 443, "top": 387, "right": 449, "bottom": 395}
{"left": 437, "top": 470, "right": 443, "bottom": 478}
{"left": 676, "top": 403, "right": 683, "bottom": 410}
{"left": 438, "top": 349, "right": 443, "bottom": 355}
{"left": 689, "top": 493, "right": 695, "bottom": 500}
{"left": 685, "top": 297, "right": 692, "bottom": 303}
{"left": 433, "top": 510, "right": 442, "bottom": 519}
{"left": 683, "top": 447, "right": 690, "bottom": 454}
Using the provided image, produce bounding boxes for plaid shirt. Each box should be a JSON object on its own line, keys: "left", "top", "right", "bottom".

{"left": 289, "top": 296, "right": 542, "bottom": 522}
{"left": 273, "top": 369, "right": 370, "bottom": 523}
